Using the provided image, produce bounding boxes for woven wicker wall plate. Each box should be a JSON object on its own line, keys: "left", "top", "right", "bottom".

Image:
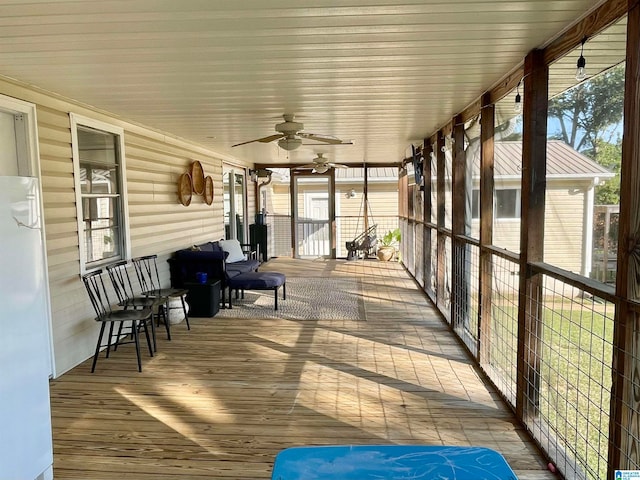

{"left": 203, "top": 176, "right": 214, "bottom": 205}
{"left": 178, "top": 172, "right": 193, "bottom": 206}
{"left": 190, "top": 160, "right": 205, "bottom": 195}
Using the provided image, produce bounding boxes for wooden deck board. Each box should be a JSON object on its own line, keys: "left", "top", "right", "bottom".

{"left": 50, "top": 258, "right": 555, "bottom": 479}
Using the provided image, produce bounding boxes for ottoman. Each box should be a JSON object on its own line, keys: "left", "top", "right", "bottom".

{"left": 226, "top": 272, "right": 286, "bottom": 310}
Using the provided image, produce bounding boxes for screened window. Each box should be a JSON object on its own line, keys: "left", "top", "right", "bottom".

{"left": 471, "top": 188, "right": 520, "bottom": 219}
{"left": 72, "top": 115, "right": 129, "bottom": 273}
{"left": 471, "top": 189, "right": 480, "bottom": 219}
{"left": 495, "top": 189, "right": 520, "bottom": 219}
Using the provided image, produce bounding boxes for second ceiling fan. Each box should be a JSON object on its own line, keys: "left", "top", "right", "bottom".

{"left": 296, "top": 153, "right": 348, "bottom": 173}
{"left": 231, "top": 114, "right": 352, "bottom": 151}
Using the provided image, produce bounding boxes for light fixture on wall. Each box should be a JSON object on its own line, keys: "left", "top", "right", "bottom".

{"left": 249, "top": 168, "right": 273, "bottom": 183}
{"left": 346, "top": 188, "right": 357, "bottom": 199}
{"left": 441, "top": 134, "right": 453, "bottom": 152}
{"left": 514, "top": 81, "right": 522, "bottom": 114}
{"left": 575, "top": 37, "right": 587, "bottom": 81}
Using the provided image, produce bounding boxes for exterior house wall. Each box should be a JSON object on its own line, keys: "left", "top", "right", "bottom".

{"left": 466, "top": 179, "right": 591, "bottom": 274}
{"left": 271, "top": 183, "right": 291, "bottom": 215}
{"left": 266, "top": 176, "right": 399, "bottom": 257}
{"left": 543, "top": 182, "right": 588, "bottom": 274}
{"left": 269, "top": 178, "right": 399, "bottom": 217}
{"left": 0, "top": 76, "right": 242, "bottom": 376}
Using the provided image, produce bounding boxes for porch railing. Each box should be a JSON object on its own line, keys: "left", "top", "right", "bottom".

{"left": 401, "top": 217, "right": 619, "bottom": 480}
{"left": 265, "top": 214, "right": 398, "bottom": 258}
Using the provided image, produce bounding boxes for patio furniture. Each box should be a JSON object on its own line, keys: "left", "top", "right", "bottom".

{"left": 81, "top": 269, "right": 154, "bottom": 373}
{"left": 227, "top": 272, "right": 286, "bottom": 310}
{"left": 106, "top": 260, "right": 168, "bottom": 352}
{"left": 346, "top": 223, "right": 377, "bottom": 260}
{"left": 132, "top": 254, "right": 191, "bottom": 340}
{"left": 271, "top": 445, "right": 518, "bottom": 480}
{"left": 168, "top": 240, "right": 260, "bottom": 308}
{"left": 185, "top": 280, "right": 221, "bottom": 317}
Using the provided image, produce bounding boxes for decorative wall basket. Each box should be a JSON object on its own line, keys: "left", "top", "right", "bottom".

{"left": 191, "top": 160, "right": 205, "bottom": 195}
{"left": 204, "top": 176, "right": 214, "bottom": 205}
{"left": 177, "top": 161, "right": 214, "bottom": 206}
{"left": 178, "top": 173, "right": 193, "bottom": 206}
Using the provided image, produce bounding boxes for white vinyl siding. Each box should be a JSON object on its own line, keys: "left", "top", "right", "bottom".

{"left": 0, "top": 77, "right": 235, "bottom": 376}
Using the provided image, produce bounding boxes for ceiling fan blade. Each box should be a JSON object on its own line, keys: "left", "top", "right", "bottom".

{"left": 329, "top": 163, "right": 348, "bottom": 169}
{"left": 300, "top": 133, "right": 351, "bottom": 145}
{"left": 231, "top": 133, "right": 284, "bottom": 147}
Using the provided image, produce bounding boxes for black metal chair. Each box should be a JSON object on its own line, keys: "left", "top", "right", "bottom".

{"left": 81, "top": 269, "right": 154, "bottom": 373}
{"left": 106, "top": 260, "right": 169, "bottom": 352}
{"left": 131, "top": 254, "right": 190, "bottom": 340}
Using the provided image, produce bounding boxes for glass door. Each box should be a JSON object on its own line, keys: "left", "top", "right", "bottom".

{"left": 223, "top": 168, "right": 246, "bottom": 242}
{"left": 294, "top": 174, "right": 331, "bottom": 258}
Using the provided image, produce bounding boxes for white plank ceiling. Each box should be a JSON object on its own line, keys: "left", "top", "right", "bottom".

{"left": 0, "top": 0, "right": 607, "bottom": 166}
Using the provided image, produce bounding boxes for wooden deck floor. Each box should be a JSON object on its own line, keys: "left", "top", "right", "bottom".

{"left": 50, "top": 258, "right": 554, "bottom": 479}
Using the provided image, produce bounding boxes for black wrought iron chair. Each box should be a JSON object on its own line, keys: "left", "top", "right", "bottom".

{"left": 131, "top": 254, "right": 190, "bottom": 340}
{"left": 106, "top": 260, "right": 169, "bottom": 352}
{"left": 81, "top": 269, "right": 154, "bottom": 373}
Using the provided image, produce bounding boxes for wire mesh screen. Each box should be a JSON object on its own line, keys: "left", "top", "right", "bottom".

{"left": 405, "top": 220, "right": 415, "bottom": 275}
{"left": 452, "top": 239, "right": 479, "bottom": 355}
{"left": 427, "top": 227, "right": 437, "bottom": 302}
{"left": 440, "top": 235, "right": 452, "bottom": 322}
{"left": 481, "top": 253, "right": 519, "bottom": 407}
{"left": 615, "top": 303, "right": 640, "bottom": 472}
{"left": 268, "top": 214, "right": 292, "bottom": 257}
{"left": 524, "top": 274, "right": 614, "bottom": 480}
{"left": 415, "top": 223, "right": 424, "bottom": 287}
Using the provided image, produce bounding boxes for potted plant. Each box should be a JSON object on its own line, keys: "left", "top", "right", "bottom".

{"left": 377, "top": 228, "right": 401, "bottom": 261}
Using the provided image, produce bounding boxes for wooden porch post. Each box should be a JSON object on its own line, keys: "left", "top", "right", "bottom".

{"left": 479, "top": 94, "right": 495, "bottom": 363}
{"left": 330, "top": 169, "right": 336, "bottom": 258}
{"left": 364, "top": 166, "right": 369, "bottom": 234}
{"left": 289, "top": 172, "right": 296, "bottom": 258}
{"left": 516, "top": 49, "right": 548, "bottom": 420}
{"left": 451, "top": 117, "right": 466, "bottom": 330}
{"left": 423, "top": 140, "right": 433, "bottom": 291}
{"left": 609, "top": 0, "right": 640, "bottom": 474}
{"left": 436, "top": 131, "right": 447, "bottom": 310}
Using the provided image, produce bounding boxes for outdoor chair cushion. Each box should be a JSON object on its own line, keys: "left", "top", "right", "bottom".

{"left": 227, "top": 272, "right": 285, "bottom": 290}
{"left": 219, "top": 239, "right": 246, "bottom": 263}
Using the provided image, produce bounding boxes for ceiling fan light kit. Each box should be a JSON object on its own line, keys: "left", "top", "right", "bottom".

{"left": 232, "top": 113, "right": 351, "bottom": 151}
{"left": 278, "top": 137, "right": 302, "bottom": 151}
{"left": 295, "top": 153, "right": 348, "bottom": 173}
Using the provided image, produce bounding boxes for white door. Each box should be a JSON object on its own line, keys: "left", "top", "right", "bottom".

{"left": 294, "top": 175, "right": 331, "bottom": 257}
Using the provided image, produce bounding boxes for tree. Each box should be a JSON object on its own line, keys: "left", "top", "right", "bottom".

{"left": 594, "top": 139, "right": 622, "bottom": 205}
{"left": 548, "top": 63, "right": 624, "bottom": 207}
{"left": 548, "top": 63, "right": 625, "bottom": 156}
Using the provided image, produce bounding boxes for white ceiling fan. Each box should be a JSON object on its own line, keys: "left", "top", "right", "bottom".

{"left": 296, "top": 153, "right": 348, "bottom": 173}
{"left": 231, "top": 114, "right": 353, "bottom": 151}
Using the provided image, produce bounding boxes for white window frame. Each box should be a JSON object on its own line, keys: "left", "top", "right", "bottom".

{"left": 71, "top": 113, "right": 130, "bottom": 274}
{"left": 495, "top": 188, "right": 521, "bottom": 220}
{"left": 471, "top": 187, "right": 521, "bottom": 220}
{"left": 223, "top": 166, "right": 247, "bottom": 243}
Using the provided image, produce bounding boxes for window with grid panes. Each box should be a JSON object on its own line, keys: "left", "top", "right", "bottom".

{"left": 71, "top": 115, "right": 129, "bottom": 273}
